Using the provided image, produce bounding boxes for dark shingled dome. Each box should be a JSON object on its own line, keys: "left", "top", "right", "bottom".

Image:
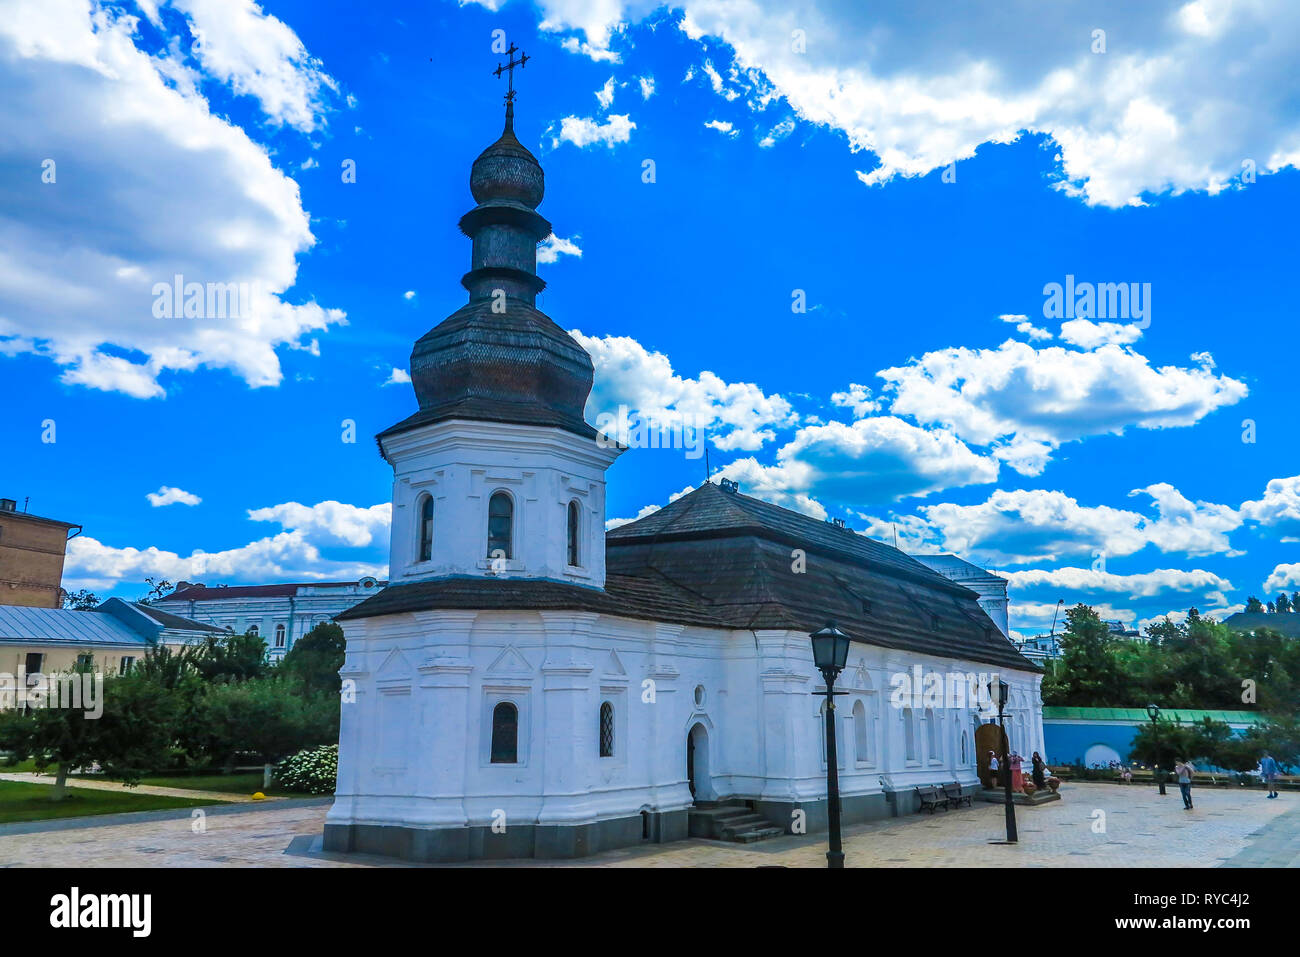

{"left": 470, "top": 126, "right": 544, "bottom": 208}
{"left": 386, "top": 107, "right": 596, "bottom": 444}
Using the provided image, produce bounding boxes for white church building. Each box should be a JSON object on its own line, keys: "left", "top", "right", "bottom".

{"left": 323, "top": 82, "right": 1044, "bottom": 863}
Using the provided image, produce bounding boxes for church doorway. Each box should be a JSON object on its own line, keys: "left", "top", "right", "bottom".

{"left": 975, "top": 722, "right": 1007, "bottom": 790}
{"left": 687, "top": 723, "right": 711, "bottom": 802}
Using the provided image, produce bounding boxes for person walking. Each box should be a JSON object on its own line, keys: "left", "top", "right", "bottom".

{"left": 1031, "top": 751, "right": 1046, "bottom": 790}
{"left": 1260, "top": 751, "right": 1280, "bottom": 799}
{"left": 1174, "top": 758, "right": 1195, "bottom": 809}
{"left": 988, "top": 751, "right": 999, "bottom": 789}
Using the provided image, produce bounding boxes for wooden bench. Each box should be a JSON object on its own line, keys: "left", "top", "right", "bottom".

{"left": 916, "top": 785, "right": 948, "bottom": 813}
{"left": 943, "top": 781, "right": 973, "bottom": 808}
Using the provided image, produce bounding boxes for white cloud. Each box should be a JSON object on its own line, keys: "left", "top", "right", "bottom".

{"left": 246, "top": 500, "right": 390, "bottom": 547}
{"left": 1240, "top": 475, "right": 1300, "bottom": 540}
{"left": 720, "top": 416, "right": 999, "bottom": 506}
{"left": 1264, "top": 563, "right": 1300, "bottom": 593}
{"left": 606, "top": 484, "right": 695, "bottom": 529}
{"left": 595, "top": 76, "right": 615, "bottom": 109}
{"left": 573, "top": 330, "right": 797, "bottom": 452}
{"left": 537, "top": 234, "right": 583, "bottom": 264}
{"left": 382, "top": 367, "right": 411, "bottom": 387}
{"left": 857, "top": 512, "right": 940, "bottom": 552}
{"left": 1058, "top": 318, "right": 1143, "bottom": 349}
{"left": 170, "top": 0, "right": 339, "bottom": 132}
{"left": 915, "top": 484, "right": 1241, "bottom": 565}
{"left": 1000, "top": 314, "right": 1053, "bottom": 341}
{"left": 637, "top": 74, "right": 655, "bottom": 99}
{"left": 879, "top": 340, "right": 1247, "bottom": 476}
{"left": 0, "top": 1, "right": 345, "bottom": 398}
{"left": 830, "top": 383, "right": 878, "bottom": 417}
{"left": 146, "top": 486, "right": 202, "bottom": 507}
{"left": 64, "top": 499, "right": 390, "bottom": 590}
{"left": 704, "top": 118, "right": 737, "bottom": 137}
{"left": 548, "top": 113, "right": 636, "bottom": 149}
{"left": 403, "top": 290, "right": 416, "bottom": 300}
{"left": 532, "top": 0, "right": 1300, "bottom": 207}
{"left": 758, "top": 116, "right": 795, "bottom": 148}
{"left": 1004, "top": 566, "right": 1234, "bottom": 603}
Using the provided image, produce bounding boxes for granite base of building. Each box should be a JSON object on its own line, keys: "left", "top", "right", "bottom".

{"left": 753, "top": 791, "right": 894, "bottom": 833}
{"left": 322, "top": 809, "right": 689, "bottom": 863}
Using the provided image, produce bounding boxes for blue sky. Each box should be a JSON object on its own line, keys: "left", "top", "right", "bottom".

{"left": 2, "top": 0, "right": 1297, "bottom": 637}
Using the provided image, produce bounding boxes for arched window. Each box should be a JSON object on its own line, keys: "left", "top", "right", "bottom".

{"left": 490, "top": 702, "right": 518, "bottom": 764}
{"left": 417, "top": 494, "right": 434, "bottom": 562}
{"left": 903, "top": 707, "right": 917, "bottom": 762}
{"left": 274, "top": 623, "right": 286, "bottom": 648}
{"left": 567, "top": 500, "right": 581, "bottom": 567}
{"left": 247, "top": 623, "right": 259, "bottom": 637}
{"left": 925, "top": 708, "right": 940, "bottom": 762}
{"left": 599, "top": 701, "right": 614, "bottom": 757}
{"left": 487, "top": 491, "right": 513, "bottom": 560}
{"left": 853, "top": 699, "right": 870, "bottom": 765}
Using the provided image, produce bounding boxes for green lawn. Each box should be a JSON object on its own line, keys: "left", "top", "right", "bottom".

{"left": 72, "top": 772, "right": 318, "bottom": 798}
{"left": 0, "top": 780, "right": 228, "bottom": 824}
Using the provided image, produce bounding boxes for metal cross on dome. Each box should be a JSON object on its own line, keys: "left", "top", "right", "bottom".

{"left": 493, "top": 43, "right": 529, "bottom": 106}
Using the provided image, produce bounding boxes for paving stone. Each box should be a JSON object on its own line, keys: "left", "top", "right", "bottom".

{"left": 0, "top": 783, "right": 1293, "bottom": 868}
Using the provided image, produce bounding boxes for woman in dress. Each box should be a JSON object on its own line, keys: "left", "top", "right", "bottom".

{"left": 1009, "top": 751, "right": 1024, "bottom": 792}
{"left": 1031, "top": 751, "right": 1046, "bottom": 790}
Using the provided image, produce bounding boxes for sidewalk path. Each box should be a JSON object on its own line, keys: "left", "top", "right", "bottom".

{"left": 0, "top": 771, "right": 268, "bottom": 804}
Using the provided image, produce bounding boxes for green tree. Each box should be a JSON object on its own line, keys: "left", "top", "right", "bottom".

{"left": 199, "top": 677, "right": 337, "bottom": 785}
{"left": 1244, "top": 596, "right": 1265, "bottom": 614}
{"left": 137, "top": 577, "right": 175, "bottom": 605}
{"left": 59, "top": 588, "right": 100, "bottom": 610}
{"left": 280, "top": 622, "right": 345, "bottom": 695}
{"left": 1045, "top": 604, "right": 1128, "bottom": 706}
{"left": 0, "top": 671, "right": 179, "bottom": 799}
{"left": 192, "top": 630, "right": 269, "bottom": 683}
{"left": 1278, "top": 593, "right": 1293, "bottom": 614}
{"left": 1128, "top": 720, "right": 1196, "bottom": 774}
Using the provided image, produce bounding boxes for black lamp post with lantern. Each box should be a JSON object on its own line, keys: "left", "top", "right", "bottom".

{"left": 1147, "top": 703, "right": 1166, "bottom": 795}
{"left": 988, "top": 678, "right": 1018, "bottom": 844}
{"left": 810, "top": 622, "right": 851, "bottom": 869}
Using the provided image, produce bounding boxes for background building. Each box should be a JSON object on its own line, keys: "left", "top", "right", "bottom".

{"left": 0, "top": 598, "right": 221, "bottom": 694}
{"left": 909, "top": 553, "right": 1010, "bottom": 637}
{"left": 1042, "top": 706, "right": 1267, "bottom": 768}
{"left": 156, "top": 578, "right": 386, "bottom": 659}
{"left": 0, "top": 497, "right": 80, "bottom": 608}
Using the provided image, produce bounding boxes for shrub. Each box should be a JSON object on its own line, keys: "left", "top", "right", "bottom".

{"left": 274, "top": 744, "right": 338, "bottom": 795}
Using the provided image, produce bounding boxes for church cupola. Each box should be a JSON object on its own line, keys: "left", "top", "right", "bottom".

{"left": 377, "top": 49, "right": 621, "bottom": 589}
{"left": 398, "top": 46, "right": 595, "bottom": 443}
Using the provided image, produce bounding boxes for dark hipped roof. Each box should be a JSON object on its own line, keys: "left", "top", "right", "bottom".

{"left": 337, "top": 575, "right": 729, "bottom": 629}
{"left": 608, "top": 482, "right": 974, "bottom": 592}
{"left": 339, "top": 483, "right": 1036, "bottom": 673}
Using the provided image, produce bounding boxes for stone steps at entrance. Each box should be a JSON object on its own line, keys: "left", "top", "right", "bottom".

{"left": 688, "top": 800, "right": 785, "bottom": 843}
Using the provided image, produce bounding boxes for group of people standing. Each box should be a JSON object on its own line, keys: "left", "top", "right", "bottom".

{"left": 987, "top": 750, "right": 1050, "bottom": 791}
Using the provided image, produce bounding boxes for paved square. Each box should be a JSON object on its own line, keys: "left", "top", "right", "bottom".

{"left": 0, "top": 783, "right": 1294, "bottom": 867}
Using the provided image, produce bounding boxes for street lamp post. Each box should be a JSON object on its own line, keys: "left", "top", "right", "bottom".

{"left": 810, "top": 622, "right": 851, "bottom": 869}
{"left": 1147, "top": 703, "right": 1166, "bottom": 795}
{"left": 989, "top": 679, "right": 1018, "bottom": 844}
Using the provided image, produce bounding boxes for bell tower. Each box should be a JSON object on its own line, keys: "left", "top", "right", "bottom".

{"left": 377, "top": 51, "right": 620, "bottom": 588}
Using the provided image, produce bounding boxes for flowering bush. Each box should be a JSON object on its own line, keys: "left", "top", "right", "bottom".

{"left": 274, "top": 744, "right": 338, "bottom": 795}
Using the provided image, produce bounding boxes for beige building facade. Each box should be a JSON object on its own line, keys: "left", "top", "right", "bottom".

{"left": 0, "top": 498, "right": 80, "bottom": 609}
